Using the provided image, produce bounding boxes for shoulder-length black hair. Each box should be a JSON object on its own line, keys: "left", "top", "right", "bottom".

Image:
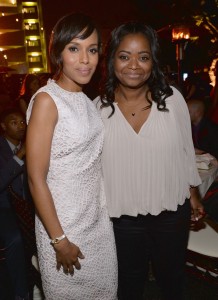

{"left": 49, "top": 12, "right": 101, "bottom": 79}
{"left": 100, "top": 21, "right": 173, "bottom": 116}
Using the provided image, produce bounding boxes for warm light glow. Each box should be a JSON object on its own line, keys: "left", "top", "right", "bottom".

{"left": 172, "top": 26, "right": 190, "bottom": 41}
{"left": 32, "top": 68, "right": 41, "bottom": 72}
{"left": 209, "top": 58, "right": 218, "bottom": 87}
{"left": 31, "top": 52, "right": 40, "bottom": 56}
{"left": 0, "top": 0, "right": 47, "bottom": 73}
{"left": 22, "top": 2, "right": 37, "bottom": 6}
{"left": 0, "top": 0, "right": 16, "bottom": 7}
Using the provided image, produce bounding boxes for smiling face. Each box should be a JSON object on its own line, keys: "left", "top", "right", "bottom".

{"left": 58, "top": 29, "right": 99, "bottom": 91}
{"left": 114, "top": 33, "right": 153, "bottom": 89}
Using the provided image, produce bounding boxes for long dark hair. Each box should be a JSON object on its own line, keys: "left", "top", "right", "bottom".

{"left": 19, "top": 74, "right": 40, "bottom": 99}
{"left": 49, "top": 12, "right": 101, "bottom": 80}
{"left": 100, "top": 21, "right": 173, "bottom": 116}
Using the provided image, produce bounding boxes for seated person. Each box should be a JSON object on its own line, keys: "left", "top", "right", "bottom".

{"left": 202, "top": 177, "right": 218, "bottom": 223}
{"left": 187, "top": 98, "right": 218, "bottom": 159}
{"left": 0, "top": 107, "right": 31, "bottom": 299}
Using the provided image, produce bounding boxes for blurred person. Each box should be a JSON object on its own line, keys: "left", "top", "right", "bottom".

{"left": 95, "top": 21, "right": 204, "bottom": 300}
{"left": 17, "top": 74, "right": 40, "bottom": 115}
{"left": 0, "top": 76, "right": 11, "bottom": 113}
{"left": 187, "top": 98, "right": 218, "bottom": 159}
{"left": 0, "top": 107, "right": 30, "bottom": 299}
{"left": 26, "top": 13, "right": 117, "bottom": 299}
{"left": 184, "top": 73, "right": 202, "bottom": 101}
{"left": 208, "top": 60, "right": 218, "bottom": 124}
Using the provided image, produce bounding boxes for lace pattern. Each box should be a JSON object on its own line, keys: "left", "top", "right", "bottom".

{"left": 26, "top": 80, "right": 118, "bottom": 299}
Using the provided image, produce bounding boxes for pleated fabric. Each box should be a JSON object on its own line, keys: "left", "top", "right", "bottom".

{"left": 94, "top": 86, "right": 201, "bottom": 217}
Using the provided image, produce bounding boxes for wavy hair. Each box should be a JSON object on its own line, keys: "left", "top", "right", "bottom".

{"left": 49, "top": 12, "right": 101, "bottom": 80}
{"left": 100, "top": 21, "right": 173, "bottom": 116}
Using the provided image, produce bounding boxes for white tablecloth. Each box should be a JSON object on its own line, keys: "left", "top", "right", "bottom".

{"left": 198, "top": 164, "right": 218, "bottom": 197}
{"left": 196, "top": 153, "right": 218, "bottom": 198}
{"left": 188, "top": 155, "right": 218, "bottom": 255}
{"left": 188, "top": 219, "right": 218, "bottom": 257}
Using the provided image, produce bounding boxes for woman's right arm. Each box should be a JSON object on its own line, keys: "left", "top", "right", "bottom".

{"left": 26, "top": 92, "right": 84, "bottom": 274}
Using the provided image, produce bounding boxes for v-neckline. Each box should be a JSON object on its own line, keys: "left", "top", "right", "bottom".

{"left": 115, "top": 102, "right": 154, "bottom": 135}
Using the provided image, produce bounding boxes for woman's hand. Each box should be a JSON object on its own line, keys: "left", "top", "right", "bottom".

{"left": 54, "top": 238, "right": 85, "bottom": 274}
{"left": 189, "top": 187, "right": 205, "bottom": 231}
{"left": 194, "top": 148, "right": 205, "bottom": 155}
{"left": 190, "top": 196, "right": 205, "bottom": 222}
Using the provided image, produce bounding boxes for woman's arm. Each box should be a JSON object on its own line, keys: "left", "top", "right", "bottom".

{"left": 26, "top": 92, "right": 84, "bottom": 274}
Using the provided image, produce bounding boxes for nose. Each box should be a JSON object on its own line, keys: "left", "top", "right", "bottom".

{"left": 128, "top": 57, "right": 138, "bottom": 70}
{"left": 79, "top": 50, "right": 89, "bottom": 64}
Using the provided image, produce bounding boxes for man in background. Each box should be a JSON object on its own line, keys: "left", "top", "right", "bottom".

{"left": 0, "top": 107, "right": 30, "bottom": 300}
{"left": 187, "top": 98, "right": 218, "bottom": 159}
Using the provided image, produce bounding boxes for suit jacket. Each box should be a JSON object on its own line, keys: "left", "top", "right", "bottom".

{"left": 191, "top": 117, "right": 218, "bottom": 160}
{"left": 0, "top": 135, "right": 31, "bottom": 208}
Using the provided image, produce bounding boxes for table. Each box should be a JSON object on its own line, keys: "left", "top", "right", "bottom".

{"left": 188, "top": 219, "right": 218, "bottom": 256}
{"left": 198, "top": 160, "right": 218, "bottom": 198}
{"left": 187, "top": 156, "right": 218, "bottom": 256}
{"left": 187, "top": 219, "right": 218, "bottom": 281}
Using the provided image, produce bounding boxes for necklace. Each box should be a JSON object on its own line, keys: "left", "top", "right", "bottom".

{"left": 117, "top": 101, "right": 151, "bottom": 117}
{"left": 131, "top": 104, "right": 151, "bottom": 116}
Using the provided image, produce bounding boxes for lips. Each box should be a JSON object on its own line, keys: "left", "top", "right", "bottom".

{"left": 125, "top": 73, "right": 142, "bottom": 79}
{"left": 77, "top": 69, "right": 92, "bottom": 76}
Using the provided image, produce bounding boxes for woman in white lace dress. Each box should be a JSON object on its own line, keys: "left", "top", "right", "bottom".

{"left": 26, "top": 13, "right": 117, "bottom": 300}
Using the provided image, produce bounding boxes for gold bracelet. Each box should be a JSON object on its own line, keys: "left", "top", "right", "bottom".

{"left": 50, "top": 234, "right": 66, "bottom": 245}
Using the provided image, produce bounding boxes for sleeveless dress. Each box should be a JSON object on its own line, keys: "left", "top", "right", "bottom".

{"left": 26, "top": 80, "right": 118, "bottom": 300}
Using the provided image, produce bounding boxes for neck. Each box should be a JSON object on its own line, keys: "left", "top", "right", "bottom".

{"left": 57, "top": 74, "right": 82, "bottom": 92}
{"left": 4, "top": 135, "right": 20, "bottom": 146}
{"left": 115, "top": 85, "right": 149, "bottom": 106}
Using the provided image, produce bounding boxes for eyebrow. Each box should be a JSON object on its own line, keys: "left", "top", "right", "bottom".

{"left": 117, "top": 50, "right": 151, "bottom": 55}
{"left": 9, "top": 118, "right": 25, "bottom": 121}
{"left": 68, "top": 41, "right": 98, "bottom": 47}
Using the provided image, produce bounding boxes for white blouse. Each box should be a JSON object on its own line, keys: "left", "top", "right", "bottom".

{"left": 95, "top": 87, "right": 201, "bottom": 217}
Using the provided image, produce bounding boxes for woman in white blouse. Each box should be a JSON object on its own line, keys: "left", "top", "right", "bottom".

{"left": 96, "top": 22, "right": 204, "bottom": 300}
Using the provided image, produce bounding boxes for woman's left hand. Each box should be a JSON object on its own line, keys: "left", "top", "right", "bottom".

{"left": 189, "top": 187, "right": 205, "bottom": 223}
{"left": 190, "top": 196, "right": 205, "bottom": 222}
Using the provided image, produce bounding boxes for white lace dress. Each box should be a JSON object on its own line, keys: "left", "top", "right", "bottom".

{"left": 26, "top": 80, "right": 118, "bottom": 300}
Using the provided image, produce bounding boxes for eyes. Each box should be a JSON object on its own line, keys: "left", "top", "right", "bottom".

{"left": 118, "top": 54, "right": 150, "bottom": 62}
{"left": 10, "top": 120, "right": 26, "bottom": 126}
{"left": 68, "top": 46, "right": 98, "bottom": 54}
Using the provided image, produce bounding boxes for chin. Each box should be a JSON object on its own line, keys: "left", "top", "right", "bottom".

{"left": 77, "top": 77, "right": 93, "bottom": 85}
